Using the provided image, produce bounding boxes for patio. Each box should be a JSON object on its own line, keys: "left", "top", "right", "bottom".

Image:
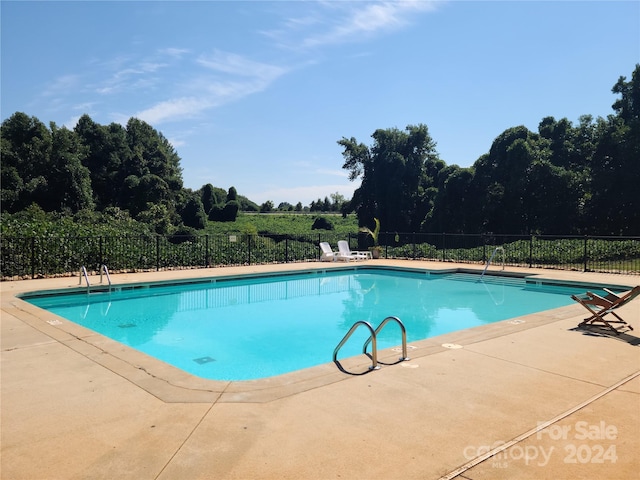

{"left": 2, "top": 261, "right": 638, "bottom": 479}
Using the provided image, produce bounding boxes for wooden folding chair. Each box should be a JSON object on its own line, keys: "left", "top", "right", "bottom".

{"left": 571, "top": 286, "right": 640, "bottom": 334}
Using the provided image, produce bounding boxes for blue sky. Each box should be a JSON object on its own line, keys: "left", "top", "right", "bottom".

{"left": 2, "top": 1, "right": 639, "bottom": 206}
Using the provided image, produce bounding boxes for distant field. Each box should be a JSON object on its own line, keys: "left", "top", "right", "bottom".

{"left": 204, "top": 213, "right": 359, "bottom": 236}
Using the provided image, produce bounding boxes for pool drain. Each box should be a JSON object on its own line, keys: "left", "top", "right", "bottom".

{"left": 441, "top": 343, "right": 463, "bottom": 349}
{"left": 193, "top": 356, "right": 216, "bottom": 364}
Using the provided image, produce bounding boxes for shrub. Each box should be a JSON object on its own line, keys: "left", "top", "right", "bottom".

{"left": 312, "top": 217, "right": 334, "bottom": 230}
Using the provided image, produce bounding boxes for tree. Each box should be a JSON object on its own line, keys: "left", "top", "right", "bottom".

{"left": 180, "top": 192, "right": 207, "bottom": 229}
{"left": 75, "top": 115, "right": 131, "bottom": 209}
{"left": 428, "top": 165, "right": 475, "bottom": 233}
{"left": 137, "top": 203, "right": 173, "bottom": 234}
{"left": 339, "top": 124, "right": 441, "bottom": 232}
{"left": 1, "top": 113, "right": 52, "bottom": 212}
{"left": 208, "top": 205, "right": 224, "bottom": 221}
{"left": 222, "top": 201, "right": 239, "bottom": 221}
{"left": 525, "top": 159, "right": 580, "bottom": 234}
{"left": 124, "top": 118, "right": 182, "bottom": 184}
{"left": 309, "top": 199, "right": 320, "bottom": 212}
{"left": 200, "top": 183, "right": 218, "bottom": 214}
{"left": 236, "top": 194, "right": 259, "bottom": 212}
{"left": 330, "top": 192, "right": 346, "bottom": 211}
{"left": 260, "top": 201, "right": 274, "bottom": 213}
{"left": 612, "top": 64, "right": 640, "bottom": 123}
{"left": 121, "top": 118, "right": 183, "bottom": 213}
{"left": 48, "top": 122, "right": 94, "bottom": 212}
{"left": 588, "top": 65, "right": 640, "bottom": 234}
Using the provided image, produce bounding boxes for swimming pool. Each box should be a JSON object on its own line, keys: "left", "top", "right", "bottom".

{"left": 23, "top": 267, "right": 604, "bottom": 381}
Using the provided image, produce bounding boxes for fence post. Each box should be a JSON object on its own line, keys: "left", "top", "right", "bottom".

{"left": 156, "top": 236, "right": 160, "bottom": 271}
{"left": 583, "top": 236, "right": 588, "bottom": 272}
{"left": 383, "top": 232, "right": 386, "bottom": 258}
{"left": 529, "top": 235, "right": 533, "bottom": 268}
{"left": 99, "top": 236, "right": 104, "bottom": 267}
{"left": 247, "top": 235, "right": 251, "bottom": 265}
{"left": 31, "top": 237, "right": 36, "bottom": 279}
{"left": 483, "top": 235, "right": 487, "bottom": 263}
{"left": 285, "top": 238, "right": 289, "bottom": 263}
{"left": 442, "top": 233, "right": 446, "bottom": 262}
{"left": 412, "top": 232, "right": 416, "bottom": 259}
{"left": 205, "top": 235, "right": 209, "bottom": 267}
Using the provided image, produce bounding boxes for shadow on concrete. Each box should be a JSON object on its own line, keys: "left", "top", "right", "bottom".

{"left": 570, "top": 326, "right": 640, "bottom": 346}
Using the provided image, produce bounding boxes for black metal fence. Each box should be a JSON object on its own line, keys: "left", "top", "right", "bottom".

{"left": 1, "top": 232, "right": 639, "bottom": 280}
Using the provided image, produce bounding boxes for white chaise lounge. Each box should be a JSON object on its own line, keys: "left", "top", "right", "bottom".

{"left": 319, "top": 242, "right": 338, "bottom": 262}
{"left": 337, "top": 240, "right": 371, "bottom": 261}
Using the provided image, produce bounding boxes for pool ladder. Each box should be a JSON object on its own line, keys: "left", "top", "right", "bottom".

{"left": 80, "top": 265, "right": 112, "bottom": 291}
{"left": 333, "top": 316, "right": 410, "bottom": 372}
{"left": 481, "top": 246, "right": 505, "bottom": 277}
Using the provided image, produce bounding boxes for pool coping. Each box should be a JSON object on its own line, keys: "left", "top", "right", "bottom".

{"left": 5, "top": 261, "right": 636, "bottom": 404}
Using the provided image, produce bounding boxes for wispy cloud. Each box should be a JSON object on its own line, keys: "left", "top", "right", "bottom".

{"left": 315, "top": 168, "right": 348, "bottom": 178}
{"left": 265, "top": 0, "right": 442, "bottom": 50}
{"left": 95, "top": 61, "right": 169, "bottom": 95}
{"left": 159, "top": 47, "right": 190, "bottom": 59}
{"left": 41, "top": 74, "right": 81, "bottom": 97}
{"left": 33, "top": 3, "right": 440, "bottom": 130}
{"left": 132, "top": 50, "right": 288, "bottom": 125}
{"left": 197, "top": 50, "right": 286, "bottom": 80}
{"left": 132, "top": 97, "right": 209, "bottom": 124}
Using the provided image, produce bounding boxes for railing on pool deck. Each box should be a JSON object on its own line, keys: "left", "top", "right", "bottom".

{"left": 99, "top": 264, "right": 112, "bottom": 287}
{"left": 333, "top": 316, "right": 410, "bottom": 374}
{"left": 2, "top": 233, "right": 639, "bottom": 279}
{"left": 362, "top": 316, "right": 410, "bottom": 365}
{"left": 334, "top": 321, "right": 379, "bottom": 372}
{"left": 481, "top": 246, "right": 505, "bottom": 277}
{"left": 79, "top": 264, "right": 112, "bottom": 292}
{"left": 79, "top": 266, "right": 90, "bottom": 290}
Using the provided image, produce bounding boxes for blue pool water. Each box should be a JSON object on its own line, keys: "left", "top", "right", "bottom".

{"left": 24, "top": 268, "right": 599, "bottom": 381}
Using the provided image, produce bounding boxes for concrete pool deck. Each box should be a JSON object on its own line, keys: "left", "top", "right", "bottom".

{"left": 1, "top": 260, "right": 639, "bottom": 479}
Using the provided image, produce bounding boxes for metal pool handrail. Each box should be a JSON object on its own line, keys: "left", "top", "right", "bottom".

{"left": 100, "top": 264, "right": 112, "bottom": 286}
{"left": 481, "top": 246, "right": 505, "bottom": 277}
{"left": 362, "top": 316, "right": 410, "bottom": 363}
{"left": 333, "top": 320, "right": 379, "bottom": 371}
{"left": 79, "top": 264, "right": 112, "bottom": 292}
{"left": 80, "top": 266, "right": 90, "bottom": 290}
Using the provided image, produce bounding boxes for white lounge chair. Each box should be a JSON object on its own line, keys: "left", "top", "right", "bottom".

{"left": 319, "top": 242, "right": 338, "bottom": 262}
{"left": 337, "top": 240, "right": 371, "bottom": 261}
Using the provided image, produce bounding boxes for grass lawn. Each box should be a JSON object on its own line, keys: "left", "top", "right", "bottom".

{"left": 204, "top": 213, "right": 359, "bottom": 236}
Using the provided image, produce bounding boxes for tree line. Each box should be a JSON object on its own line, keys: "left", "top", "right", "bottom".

{"left": 1, "top": 114, "right": 260, "bottom": 234}
{"left": 340, "top": 65, "right": 639, "bottom": 236}
{"left": 0, "top": 112, "right": 349, "bottom": 233}
{"left": 2, "top": 65, "right": 638, "bottom": 236}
